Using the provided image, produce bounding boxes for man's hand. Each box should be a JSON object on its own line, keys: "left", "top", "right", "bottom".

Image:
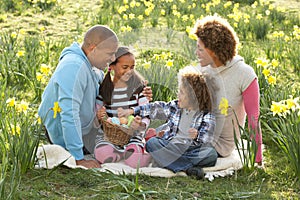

{"left": 157, "top": 130, "right": 165, "bottom": 138}
{"left": 96, "top": 106, "right": 107, "bottom": 120}
{"left": 76, "top": 159, "right": 101, "bottom": 168}
{"left": 188, "top": 128, "right": 198, "bottom": 139}
{"left": 143, "top": 80, "right": 153, "bottom": 102}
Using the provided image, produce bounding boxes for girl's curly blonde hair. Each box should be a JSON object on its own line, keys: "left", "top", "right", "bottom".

{"left": 194, "top": 15, "right": 239, "bottom": 65}
{"left": 178, "top": 66, "right": 212, "bottom": 112}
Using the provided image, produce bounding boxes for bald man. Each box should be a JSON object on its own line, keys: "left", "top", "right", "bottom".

{"left": 38, "top": 25, "right": 118, "bottom": 168}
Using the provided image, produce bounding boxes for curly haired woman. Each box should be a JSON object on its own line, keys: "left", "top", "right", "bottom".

{"left": 194, "top": 15, "right": 263, "bottom": 165}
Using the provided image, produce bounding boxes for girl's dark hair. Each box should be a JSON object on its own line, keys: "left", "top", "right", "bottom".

{"left": 99, "top": 47, "right": 145, "bottom": 104}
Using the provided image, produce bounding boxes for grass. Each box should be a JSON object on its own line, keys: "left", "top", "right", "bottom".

{"left": 17, "top": 149, "right": 298, "bottom": 199}
{"left": 0, "top": 0, "right": 300, "bottom": 199}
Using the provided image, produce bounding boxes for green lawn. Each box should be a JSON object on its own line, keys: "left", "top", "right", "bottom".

{"left": 0, "top": 0, "right": 300, "bottom": 199}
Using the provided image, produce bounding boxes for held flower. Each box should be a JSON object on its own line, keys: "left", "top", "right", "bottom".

{"left": 219, "top": 97, "right": 229, "bottom": 116}
{"left": 52, "top": 102, "right": 61, "bottom": 119}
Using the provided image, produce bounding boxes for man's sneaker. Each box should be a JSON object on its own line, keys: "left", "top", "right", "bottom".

{"left": 186, "top": 166, "right": 204, "bottom": 180}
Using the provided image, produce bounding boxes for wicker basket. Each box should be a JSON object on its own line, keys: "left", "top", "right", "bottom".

{"left": 100, "top": 118, "right": 134, "bottom": 146}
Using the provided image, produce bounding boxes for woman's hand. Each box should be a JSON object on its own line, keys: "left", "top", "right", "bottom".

{"left": 96, "top": 106, "right": 107, "bottom": 120}
{"left": 117, "top": 108, "right": 133, "bottom": 118}
{"left": 143, "top": 80, "right": 153, "bottom": 102}
{"left": 188, "top": 128, "right": 198, "bottom": 139}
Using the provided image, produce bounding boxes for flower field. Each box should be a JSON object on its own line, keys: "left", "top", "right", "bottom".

{"left": 0, "top": 0, "right": 299, "bottom": 199}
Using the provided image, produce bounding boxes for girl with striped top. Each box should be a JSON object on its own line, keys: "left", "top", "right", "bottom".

{"left": 94, "top": 46, "right": 151, "bottom": 168}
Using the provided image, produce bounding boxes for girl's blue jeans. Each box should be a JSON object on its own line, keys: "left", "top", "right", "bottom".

{"left": 146, "top": 137, "right": 218, "bottom": 172}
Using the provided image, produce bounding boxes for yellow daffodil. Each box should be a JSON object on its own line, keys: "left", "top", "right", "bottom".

{"left": 284, "top": 36, "right": 291, "bottom": 42}
{"left": 165, "top": 60, "right": 174, "bottom": 68}
{"left": 52, "top": 102, "right": 62, "bottom": 119}
{"left": 39, "top": 40, "right": 46, "bottom": 47}
{"left": 160, "top": 52, "right": 168, "bottom": 60}
{"left": 6, "top": 97, "right": 16, "bottom": 107}
{"left": 189, "top": 33, "right": 198, "bottom": 40}
{"left": 172, "top": 10, "right": 181, "bottom": 18}
{"left": 36, "top": 72, "right": 43, "bottom": 81}
{"left": 16, "top": 50, "right": 25, "bottom": 57}
{"left": 118, "top": 6, "right": 126, "bottom": 14}
{"left": 278, "top": 31, "right": 285, "bottom": 37}
{"left": 219, "top": 97, "right": 229, "bottom": 116}
{"left": 41, "top": 76, "right": 47, "bottom": 84}
{"left": 126, "top": 25, "right": 132, "bottom": 32}
{"left": 224, "top": 1, "right": 232, "bottom": 8}
{"left": 270, "top": 101, "right": 282, "bottom": 116}
{"left": 20, "top": 100, "right": 29, "bottom": 111}
{"left": 129, "top": 13, "right": 135, "bottom": 20}
{"left": 251, "top": 1, "right": 258, "bottom": 8}
{"left": 271, "top": 59, "right": 279, "bottom": 67}
{"left": 19, "top": 29, "right": 26, "bottom": 35}
{"left": 35, "top": 113, "right": 42, "bottom": 124}
{"left": 182, "top": 15, "right": 189, "bottom": 22}
{"left": 120, "top": 26, "right": 127, "bottom": 32}
{"left": 161, "top": 9, "right": 165, "bottom": 16}
{"left": 145, "top": 8, "right": 152, "bottom": 16}
{"left": 11, "top": 31, "right": 17, "bottom": 38}
{"left": 255, "top": 58, "right": 269, "bottom": 67}
{"left": 153, "top": 54, "right": 160, "bottom": 60}
{"left": 129, "top": 0, "right": 136, "bottom": 7}
{"left": 137, "top": 15, "right": 143, "bottom": 20}
{"left": 262, "top": 68, "right": 270, "bottom": 77}
{"left": 286, "top": 97, "right": 299, "bottom": 111}
{"left": 267, "top": 75, "right": 276, "bottom": 85}
{"left": 16, "top": 100, "right": 29, "bottom": 114}
{"left": 142, "top": 61, "right": 151, "bottom": 69}
{"left": 40, "top": 63, "right": 51, "bottom": 75}
{"left": 11, "top": 125, "right": 21, "bottom": 136}
{"left": 39, "top": 26, "right": 45, "bottom": 32}
{"left": 256, "top": 14, "right": 263, "bottom": 20}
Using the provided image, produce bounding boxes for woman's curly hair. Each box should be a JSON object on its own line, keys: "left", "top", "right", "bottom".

{"left": 178, "top": 66, "right": 212, "bottom": 112}
{"left": 194, "top": 15, "right": 239, "bottom": 65}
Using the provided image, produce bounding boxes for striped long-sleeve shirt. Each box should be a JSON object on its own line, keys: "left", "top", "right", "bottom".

{"left": 96, "top": 86, "right": 150, "bottom": 127}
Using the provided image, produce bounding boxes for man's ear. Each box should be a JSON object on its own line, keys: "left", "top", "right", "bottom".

{"left": 109, "top": 64, "right": 115, "bottom": 71}
{"left": 85, "top": 44, "right": 97, "bottom": 56}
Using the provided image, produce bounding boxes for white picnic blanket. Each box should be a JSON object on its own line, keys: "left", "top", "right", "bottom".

{"left": 35, "top": 144, "right": 243, "bottom": 181}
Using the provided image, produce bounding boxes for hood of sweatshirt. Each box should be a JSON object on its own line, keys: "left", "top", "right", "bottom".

{"left": 59, "top": 42, "right": 91, "bottom": 67}
{"left": 213, "top": 55, "right": 244, "bottom": 73}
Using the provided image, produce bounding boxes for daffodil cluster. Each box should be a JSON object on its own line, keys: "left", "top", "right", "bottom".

{"left": 36, "top": 63, "right": 53, "bottom": 84}
{"left": 255, "top": 57, "right": 278, "bottom": 85}
{"left": 271, "top": 96, "right": 300, "bottom": 117}
{"left": 6, "top": 97, "right": 30, "bottom": 114}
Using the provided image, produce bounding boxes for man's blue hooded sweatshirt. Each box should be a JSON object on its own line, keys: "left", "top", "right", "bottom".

{"left": 38, "top": 42, "right": 104, "bottom": 160}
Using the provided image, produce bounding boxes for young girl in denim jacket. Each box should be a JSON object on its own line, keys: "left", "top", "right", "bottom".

{"left": 119, "top": 66, "right": 217, "bottom": 179}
